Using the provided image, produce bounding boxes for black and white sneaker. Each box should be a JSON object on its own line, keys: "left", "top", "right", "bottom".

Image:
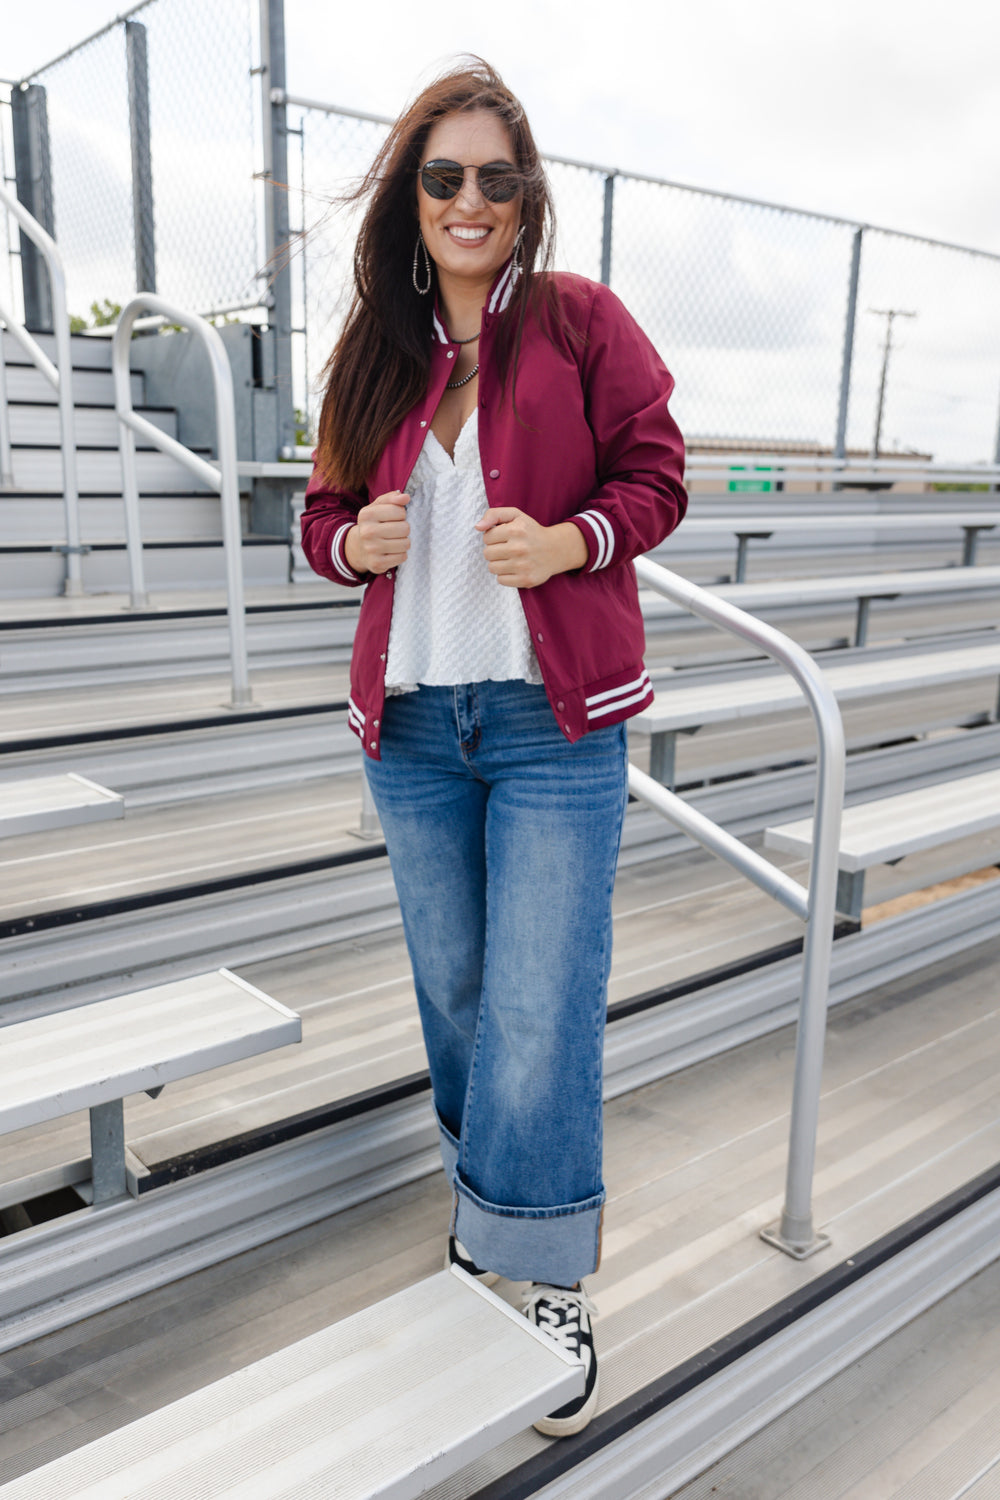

{"left": 523, "top": 1283, "right": 599, "bottom": 1437}
{"left": 446, "top": 1235, "right": 499, "bottom": 1287}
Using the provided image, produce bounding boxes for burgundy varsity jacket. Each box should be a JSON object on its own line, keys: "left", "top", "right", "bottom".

{"left": 300, "top": 266, "right": 687, "bottom": 758}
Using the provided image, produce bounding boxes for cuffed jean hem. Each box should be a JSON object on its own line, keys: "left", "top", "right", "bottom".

{"left": 452, "top": 1173, "right": 605, "bottom": 1288}
{"left": 437, "top": 1112, "right": 460, "bottom": 1186}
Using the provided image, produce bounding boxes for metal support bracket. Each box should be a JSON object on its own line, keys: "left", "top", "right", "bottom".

{"left": 349, "top": 762, "right": 383, "bottom": 841}
{"left": 836, "top": 867, "right": 865, "bottom": 922}
{"left": 962, "top": 524, "right": 994, "bottom": 567}
{"left": 89, "top": 1098, "right": 127, "bottom": 1204}
{"left": 648, "top": 725, "right": 702, "bottom": 791}
{"left": 733, "top": 531, "right": 773, "bottom": 584}
{"left": 648, "top": 729, "right": 677, "bottom": 790}
{"left": 853, "top": 592, "right": 898, "bottom": 647}
{"left": 759, "top": 1221, "right": 832, "bottom": 1261}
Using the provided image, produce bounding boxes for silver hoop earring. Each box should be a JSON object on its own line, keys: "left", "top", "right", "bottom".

{"left": 412, "top": 231, "right": 432, "bottom": 295}
{"left": 512, "top": 224, "right": 526, "bottom": 276}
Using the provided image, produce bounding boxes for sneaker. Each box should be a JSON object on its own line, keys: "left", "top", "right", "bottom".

{"left": 523, "top": 1283, "right": 599, "bottom": 1437}
{"left": 446, "top": 1235, "right": 499, "bottom": 1287}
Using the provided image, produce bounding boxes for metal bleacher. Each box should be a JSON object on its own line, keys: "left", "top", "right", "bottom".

{"left": 4, "top": 226, "right": 1000, "bottom": 1496}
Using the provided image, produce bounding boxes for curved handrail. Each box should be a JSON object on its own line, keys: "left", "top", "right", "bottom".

{"left": 111, "top": 294, "right": 251, "bottom": 707}
{"left": 0, "top": 183, "right": 82, "bottom": 595}
{"left": 633, "top": 555, "right": 845, "bottom": 1257}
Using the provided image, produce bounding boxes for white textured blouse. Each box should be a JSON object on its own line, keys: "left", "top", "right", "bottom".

{"left": 384, "top": 410, "right": 542, "bottom": 691}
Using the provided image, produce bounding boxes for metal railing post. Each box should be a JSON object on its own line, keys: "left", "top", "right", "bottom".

{"left": 633, "top": 557, "right": 845, "bottom": 1258}
{"left": 833, "top": 226, "right": 863, "bottom": 470}
{"left": 600, "top": 171, "right": 616, "bottom": 287}
{"left": 126, "top": 20, "right": 156, "bottom": 295}
{"left": 0, "top": 323, "right": 13, "bottom": 487}
{"left": 115, "top": 388, "right": 149, "bottom": 610}
{"left": 0, "top": 184, "right": 82, "bottom": 594}
{"left": 259, "top": 0, "right": 296, "bottom": 459}
{"left": 112, "top": 294, "right": 251, "bottom": 704}
{"left": 992, "top": 381, "right": 1000, "bottom": 496}
{"left": 10, "top": 83, "right": 55, "bottom": 333}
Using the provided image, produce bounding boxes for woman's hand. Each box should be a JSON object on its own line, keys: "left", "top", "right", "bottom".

{"left": 476, "top": 508, "right": 588, "bottom": 588}
{"left": 344, "top": 491, "right": 410, "bottom": 574}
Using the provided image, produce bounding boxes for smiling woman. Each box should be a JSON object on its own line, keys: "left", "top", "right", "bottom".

{"left": 300, "top": 56, "right": 687, "bottom": 1441}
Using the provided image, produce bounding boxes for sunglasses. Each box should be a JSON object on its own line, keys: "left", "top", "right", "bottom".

{"left": 419, "top": 159, "right": 523, "bottom": 204}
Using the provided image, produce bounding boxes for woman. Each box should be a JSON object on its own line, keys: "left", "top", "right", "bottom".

{"left": 301, "top": 59, "right": 686, "bottom": 1437}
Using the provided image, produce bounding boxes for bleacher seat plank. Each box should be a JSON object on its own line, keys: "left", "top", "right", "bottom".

{"left": 634, "top": 637, "right": 1000, "bottom": 788}
{"left": 637, "top": 639, "right": 1000, "bottom": 736}
{"left": 765, "top": 767, "right": 1000, "bottom": 871}
{"left": 639, "top": 565, "right": 1000, "bottom": 619}
{"left": 0, "top": 1268, "right": 582, "bottom": 1500}
{"left": 1, "top": 971, "right": 300, "bottom": 1135}
{"left": 764, "top": 766, "right": 1000, "bottom": 919}
{"left": 0, "top": 772, "right": 123, "bottom": 838}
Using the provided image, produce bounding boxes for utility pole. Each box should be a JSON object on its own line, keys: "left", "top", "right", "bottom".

{"left": 868, "top": 307, "right": 916, "bottom": 459}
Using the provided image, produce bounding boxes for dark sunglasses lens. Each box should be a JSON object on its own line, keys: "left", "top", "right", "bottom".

{"left": 478, "top": 169, "right": 520, "bottom": 203}
{"left": 421, "top": 164, "right": 463, "bottom": 199}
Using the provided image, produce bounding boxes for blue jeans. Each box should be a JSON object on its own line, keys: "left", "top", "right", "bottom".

{"left": 363, "top": 680, "right": 629, "bottom": 1287}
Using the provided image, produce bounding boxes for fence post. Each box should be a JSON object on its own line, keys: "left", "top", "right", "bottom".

{"left": 992, "top": 381, "right": 1000, "bottom": 496}
{"left": 833, "top": 227, "right": 863, "bottom": 475}
{"left": 600, "top": 171, "right": 616, "bottom": 287}
{"left": 126, "top": 20, "right": 156, "bottom": 294}
{"left": 258, "top": 0, "right": 296, "bottom": 460}
{"left": 10, "top": 84, "right": 55, "bottom": 333}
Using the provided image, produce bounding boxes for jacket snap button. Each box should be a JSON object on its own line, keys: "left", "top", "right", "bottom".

{"left": 380, "top": 652, "right": 386, "bottom": 661}
{"left": 557, "top": 700, "right": 565, "bottom": 711}
{"left": 420, "top": 419, "right": 427, "bottom": 427}
{"left": 489, "top": 468, "right": 500, "bottom": 479}
{"left": 565, "top": 724, "right": 571, "bottom": 733}
{"left": 373, "top": 718, "right": 380, "bottom": 728}
{"left": 536, "top": 632, "right": 544, "bottom": 643}
{"left": 446, "top": 351, "right": 455, "bottom": 359}
{"left": 370, "top": 740, "right": 376, "bottom": 749}
{"left": 386, "top": 570, "right": 393, "bottom": 580}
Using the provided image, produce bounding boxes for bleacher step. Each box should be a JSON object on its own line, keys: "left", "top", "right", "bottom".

{"left": 0, "top": 772, "right": 123, "bottom": 838}
{"left": 0, "top": 542, "right": 291, "bottom": 597}
{"left": 0, "top": 1268, "right": 582, "bottom": 1500}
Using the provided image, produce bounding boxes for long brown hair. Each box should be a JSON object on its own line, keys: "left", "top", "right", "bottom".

{"left": 315, "top": 58, "right": 557, "bottom": 493}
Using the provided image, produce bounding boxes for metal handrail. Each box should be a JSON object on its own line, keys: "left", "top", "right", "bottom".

{"left": 631, "top": 556, "right": 845, "bottom": 1258}
{"left": 0, "top": 183, "right": 83, "bottom": 595}
{"left": 111, "top": 294, "right": 252, "bottom": 707}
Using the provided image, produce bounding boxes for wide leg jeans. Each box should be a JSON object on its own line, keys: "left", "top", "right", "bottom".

{"left": 363, "top": 680, "right": 629, "bottom": 1287}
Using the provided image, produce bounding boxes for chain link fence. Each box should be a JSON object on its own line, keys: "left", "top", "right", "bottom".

{"left": 290, "top": 99, "right": 1000, "bottom": 469}
{"left": 3, "top": 0, "right": 261, "bottom": 328}
{"left": 3, "top": 1, "right": 999, "bottom": 471}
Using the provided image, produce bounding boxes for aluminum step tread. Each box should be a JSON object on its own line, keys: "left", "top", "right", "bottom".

{"left": 0, "top": 1270, "right": 581, "bottom": 1500}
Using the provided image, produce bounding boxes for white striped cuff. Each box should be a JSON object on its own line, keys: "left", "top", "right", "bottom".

{"left": 331, "top": 522, "right": 357, "bottom": 582}
{"left": 575, "top": 509, "right": 616, "bottom": 571}
{"left": 585, "top": 670, "right": 652, "bottom": 720}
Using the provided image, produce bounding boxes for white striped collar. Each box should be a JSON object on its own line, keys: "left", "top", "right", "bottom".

{"left": 431, "top": 258, "right": 519, "bottom": 346}
{"left": 488, "top": 259, "right": 519, "bottom": 315}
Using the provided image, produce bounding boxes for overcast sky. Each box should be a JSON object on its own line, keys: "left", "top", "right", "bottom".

{"left": 4, "top": 0, "right": 1000, "bottom": 254}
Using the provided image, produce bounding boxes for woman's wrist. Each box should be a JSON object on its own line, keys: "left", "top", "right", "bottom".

{"left": 343, "top": 523, "right": 364, "bottom": 573}
{"left": 550, "top": 521, "right": 589, "bottom": 574}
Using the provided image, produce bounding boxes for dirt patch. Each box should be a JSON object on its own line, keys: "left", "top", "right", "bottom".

{"left": 863, "top": 865, "right": 1000, "bottom": 924}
